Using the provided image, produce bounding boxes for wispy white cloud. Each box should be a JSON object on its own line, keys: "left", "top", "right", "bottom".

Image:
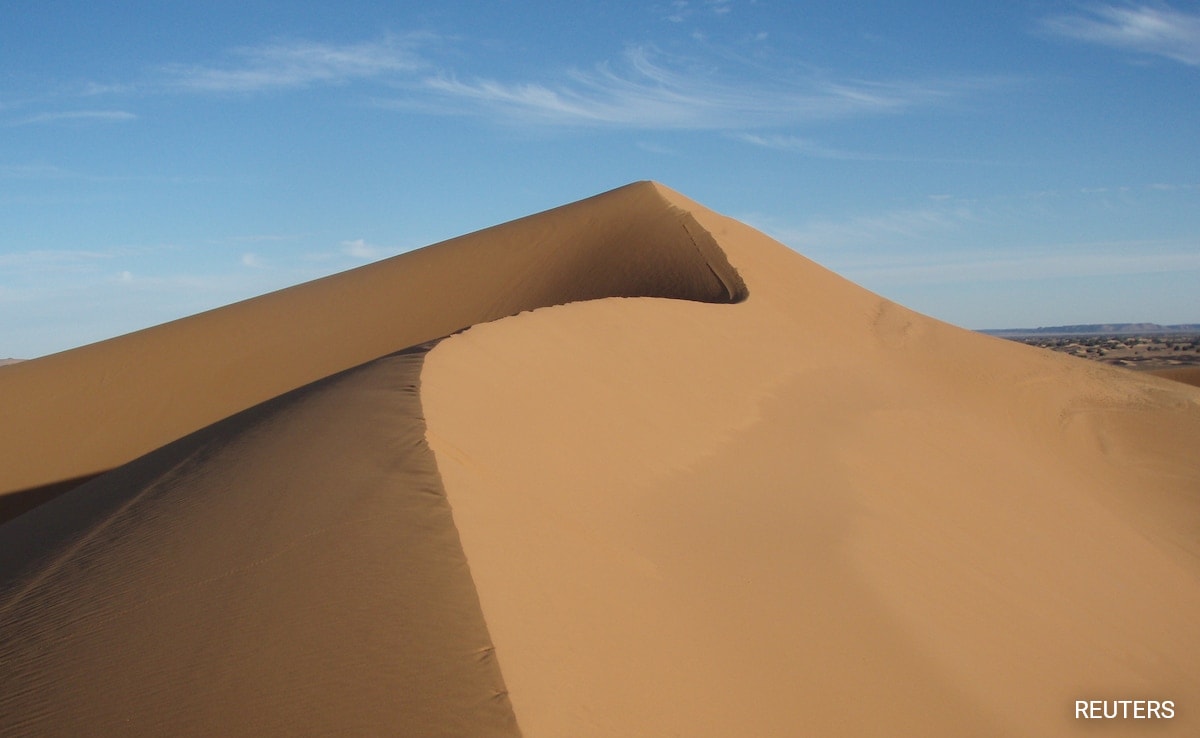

{"left": 0, "top": 163, "right": 77, "bottom": 179}
{"left": 735, "top": 132, "right": 1018, "bottom": 165}
{"left": 1022, "top": 181, "right": 1200, "bottom": 199}
{"left": 340, "top": 238, "right": 393, "bottom": 260}
{"left": 161, "top": 36, "right": 426, "bottom": 93}
{"left": 413, "top": 46, "right": 967, "bottom": 129}
{"left": 0, "top": 248, "right": 122, "bottom": 275}
{"left": 240, "top": 252, "right": 266, "bottom": 268}
{"left": 82, "top": 82, "right": 137, "bottom": 96}
{"left": 1147, "top": 181, "right": 1200, "bottom": 191}
{"left": 636, "top": 140, "right": 679, "bottom": 155}
{"left": 664, "top": 1, "right": 692, "bottom": 23}
{"left": 736, "top": 133, "right": 882, "bottom": 160}
{"left": 0, "top": 246, "right": 181, "bottom": 283}
{"left": 58, "top": 34, "right": 986, "bottom": 133}
{"left": 1043, "top": 3, "right": 1200, "bottom": 65}
{"left": 709, "top": 0, "right": 733, "bottom": 16}
{"left": 9, "top": 110, "right": 137, "bottom": 126}
{"left": 662, "top": 0, "right": 734, "bottom": 23}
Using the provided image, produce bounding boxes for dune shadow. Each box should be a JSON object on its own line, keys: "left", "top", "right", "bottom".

{"left": 0, "top": 474, "right": 101, "bottom": 526}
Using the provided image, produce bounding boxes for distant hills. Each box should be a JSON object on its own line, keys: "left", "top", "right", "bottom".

{"left": 982, "top": 323, "right": 1200, "bottom": 337}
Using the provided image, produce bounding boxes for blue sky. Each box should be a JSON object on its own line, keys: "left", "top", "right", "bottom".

{"left": 2, "top": 1, "right": 1198, "bottom": 357}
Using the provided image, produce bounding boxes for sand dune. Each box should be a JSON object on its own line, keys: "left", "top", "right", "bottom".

{"left": 0, "top": 185, "right": 742, "bottom": 522}
{"left": 2, "top": 182, "right": 1198, "bottom": 735}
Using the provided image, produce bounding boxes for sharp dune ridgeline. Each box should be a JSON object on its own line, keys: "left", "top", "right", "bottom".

{"left": 0, "top": 184, "right": 743, "bottom": 522}
{"left": 1, "top": 182, "right": 1198, "bottom": 736}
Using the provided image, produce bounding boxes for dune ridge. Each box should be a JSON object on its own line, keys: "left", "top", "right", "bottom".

{"left": 1, "top": 181, "right": 1197, "bottom": 735}
{"left": 0, "top": 182, "right": 744, "bottom": 522}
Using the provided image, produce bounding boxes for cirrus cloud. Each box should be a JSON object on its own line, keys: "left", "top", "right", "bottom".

{"left": 9, "top": 110, "right": 137, "bottom": 126}
{"left": 1043, "top": 3, "right": 1200, "bottom": 66}
{"left": 160, "top": 36, "right": 427, "bottom": 93}
{"left": 406, "top": 45, "right": 981, "bottom": 130}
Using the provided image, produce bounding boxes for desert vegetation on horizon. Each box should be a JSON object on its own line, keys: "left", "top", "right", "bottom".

{"left": 999, "top": 331, "right": 1200, "bottom": 371}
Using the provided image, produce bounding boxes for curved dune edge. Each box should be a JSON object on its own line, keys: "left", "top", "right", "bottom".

{"left": 0, "top": 345, "right": 521, "bottom": 737}
{"left": 422, "top": 186, "right": 1200, "bottom": 735}
{"left": 0, "top": 181, "right": 745, "bottom": 521}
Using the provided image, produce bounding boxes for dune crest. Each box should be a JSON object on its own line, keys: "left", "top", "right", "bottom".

{"left": 0, "top": 181, "right": 743, "bottom": 522}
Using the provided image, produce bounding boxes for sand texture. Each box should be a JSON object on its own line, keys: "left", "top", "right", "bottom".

{"left": 2, "top": 182, "right": 1198, "bottom": 735}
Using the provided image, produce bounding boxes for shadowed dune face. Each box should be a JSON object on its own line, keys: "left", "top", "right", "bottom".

{"left": 0, "top": 474, "right": 102, "bottom": 527}
{"left": 0, "top": 182, "right": 745, "bottom": 520}
{"left": 0, "top": 346, "right": 521, "bottom": 737}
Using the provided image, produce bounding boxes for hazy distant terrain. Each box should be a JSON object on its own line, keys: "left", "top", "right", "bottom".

{"left": 991, "top": 331, "right": 1200, "bottom": 371}
{"left": 983, "top": 323, "right": 1200, "bottom": 337}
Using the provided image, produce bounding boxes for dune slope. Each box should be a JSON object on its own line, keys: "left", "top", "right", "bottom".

{"left": 0, "top": 184, "right": 744, "bottom": 521}
{"left": 421, "top": 183, "right": 1200, "bottom": 736}
{"left": 0, "top": 345, "right": 519, "bottom": 736}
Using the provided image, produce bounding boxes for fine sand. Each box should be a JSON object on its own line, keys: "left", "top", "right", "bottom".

{"left": 2, "top": 182, "right": 1198, "bottom": 736}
